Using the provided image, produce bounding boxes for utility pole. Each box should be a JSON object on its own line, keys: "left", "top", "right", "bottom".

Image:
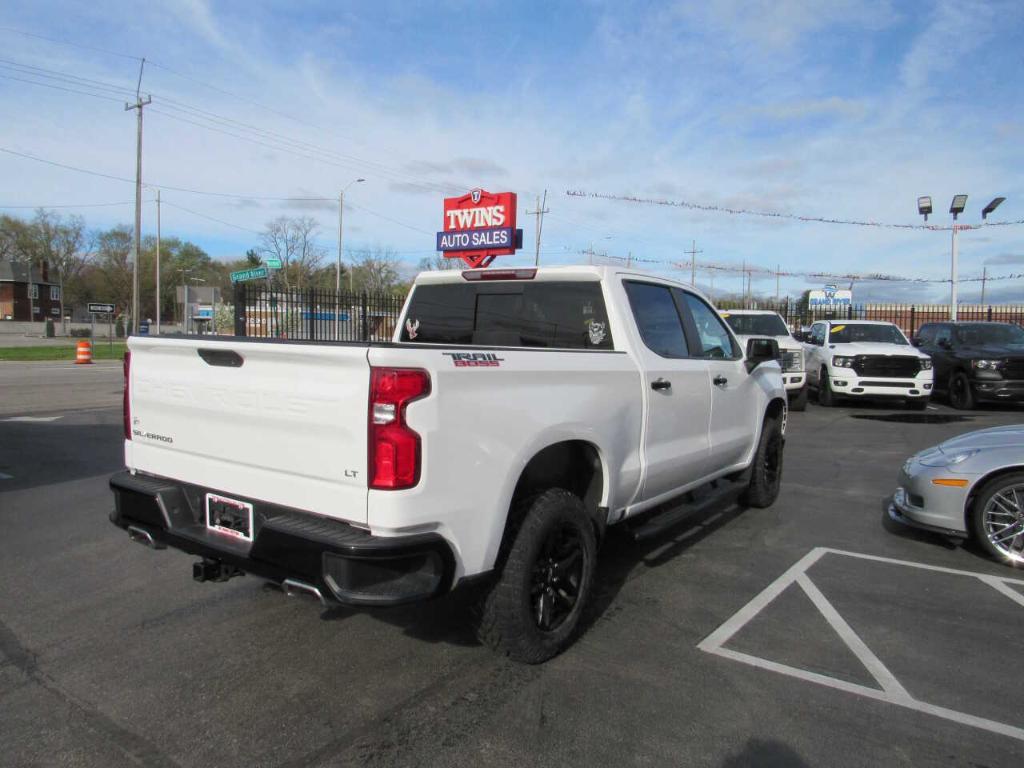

{"left": 125, "top": 59, "right": 151, "bottom": 336}
{"left": 155, "top": 189, "right": 161, "bottom": 335}
{"left": 627, "top": 251, "right": 632, "bottom": 268}
{"left": 685, "top": 240, "right": 702, "bottom": 286}
{"left": 526, "top": 190, "right": 549, "bottom": 266}
{"left": 775, "top": 264, "right": 780, "bottom": 301}
{"left": 980, "top": 266, "right": 988, "bottom": 305}
{"left": 741, "top": 260, "right": 747, "bottom": 308}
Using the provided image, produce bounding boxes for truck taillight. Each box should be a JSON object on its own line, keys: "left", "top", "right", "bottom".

{"left": 122, "top": 350, "right": 131, "bottom": 441}
{"left": 368, "top": 367, "right": 430, "bottom": 490}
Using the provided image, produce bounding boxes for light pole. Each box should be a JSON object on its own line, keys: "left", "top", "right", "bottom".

{"left": 917, "top": 194, "right": 1005, "bottom": 321}
{"left": 337, "top": 178, "right": 365, "bottom": 339}
{"left": 188, "top": 277, "right": 205, "bottom": 335}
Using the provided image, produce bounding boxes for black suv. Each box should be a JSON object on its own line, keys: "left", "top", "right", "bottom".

{"left": 913, "top": 321, "right": 1024, "bottom": 409}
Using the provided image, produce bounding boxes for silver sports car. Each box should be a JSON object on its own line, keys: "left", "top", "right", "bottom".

{"left": 890, "top": 425, "right": 1024, "bottom": 566}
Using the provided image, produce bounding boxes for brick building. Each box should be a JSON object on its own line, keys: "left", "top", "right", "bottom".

{"left": 0, "top": 260, "right": 63, "bottom": 321}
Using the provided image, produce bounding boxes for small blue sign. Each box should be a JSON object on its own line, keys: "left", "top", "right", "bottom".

{"left": 139, "top": 322, "right": 150, "bottom": 335}
{"left": 436, "top": 226, "right": 515, "bottom": 252}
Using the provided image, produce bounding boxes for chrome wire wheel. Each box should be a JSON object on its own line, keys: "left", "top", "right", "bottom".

{"left": 982, "top": 482, "right": 1024, "bottom": 564}
{"left": 530, "top": 523, "right": 584, "bottom": 632}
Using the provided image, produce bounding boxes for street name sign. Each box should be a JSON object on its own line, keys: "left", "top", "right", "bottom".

{"left": 264, "top": 258, "right": 283, "bottom": 269}
{"left": 231, "top": 266, "right": 270, "bottom": 283}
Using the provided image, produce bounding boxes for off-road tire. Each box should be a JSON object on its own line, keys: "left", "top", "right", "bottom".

{"left": 740, "top": 415, "right": 784, "bottom": 508}
{"left": 477, "top": 488, "right": 597, "bottom": 664}
{"left": 789, "top": 386, "right": 808, "bottom": 412}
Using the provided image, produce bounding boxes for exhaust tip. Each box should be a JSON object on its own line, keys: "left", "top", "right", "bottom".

{"left": 127, "top": 525, "right": 165, "bottom": 550}
{"left": 282, "top": 579, "right": 325, "bottom": 605}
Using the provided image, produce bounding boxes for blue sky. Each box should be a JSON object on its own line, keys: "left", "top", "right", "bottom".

{"left": 1, "top": 0, "right": 1022, "bottom": 301}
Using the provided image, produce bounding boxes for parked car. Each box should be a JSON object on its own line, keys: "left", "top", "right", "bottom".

{"left": 890, "top": 425, "right": 1024, "bottom": 566}
{"left": 721, "top": 309, "right": 807, "bottom": 410}
{"left": 803, "top": 320, "right": 933, "bottom": 408}
{"left": 913, "top": 321, "right": 1024, "bottom": 410}
{"left": 109, "top": 266, "right": 787, "bottom": 663}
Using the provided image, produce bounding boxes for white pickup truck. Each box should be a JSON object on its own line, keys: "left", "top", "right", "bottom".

{"left": 803, "top": 319, "right": 933, "bottom": 408}
{"left": 721, "top": 309, "right": 807, "bottom": 410}
{"left": 110, "top": 266, "right": 787, "bottom": 662}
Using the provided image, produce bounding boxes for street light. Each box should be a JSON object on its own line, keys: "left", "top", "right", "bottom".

{"left": 917, "top": 192, "right": 1007, "bottom": 321}
{"left": 337, "top": 178, "right": 365, "bottom": 339}
{"left": 982, "top": 197, "right": 1005, "bottom": 220}
{"left": 917, "top": 196, "right": 932, "bottom": 221}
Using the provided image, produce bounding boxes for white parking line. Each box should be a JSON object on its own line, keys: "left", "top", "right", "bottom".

{"left": 0, "top": 472, "right": 13, "bottom": 480}
{"left": 1, "top": 416, "right": 63, "bottom": 423}
{"left": 699, "top": 547, "right": 1024, "bottom": 743}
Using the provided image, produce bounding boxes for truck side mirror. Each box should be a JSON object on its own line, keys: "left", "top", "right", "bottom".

{"left": 745, "top": 338, "right": 780, "bottom": 373}
{"left": 938, "top": 338, "right": 952, "bottom": 350}
{"left": 910, "top": 337, "right": 922, "bottom": 347}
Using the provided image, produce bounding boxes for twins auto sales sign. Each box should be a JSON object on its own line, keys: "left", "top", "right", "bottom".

{"left": 437, "top": 189, "right": 523, "bottom": 268}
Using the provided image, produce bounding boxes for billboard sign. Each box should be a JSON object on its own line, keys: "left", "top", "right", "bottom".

{"left": 809, "top": 284, "right": 852, "bottom": 309}
{"left": 438, "top": 189, "right": 523, "bottom": 268}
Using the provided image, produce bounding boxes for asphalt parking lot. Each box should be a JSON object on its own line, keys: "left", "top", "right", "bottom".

{"left": 2, "top": 369, "right": 1023, "bottom": 767}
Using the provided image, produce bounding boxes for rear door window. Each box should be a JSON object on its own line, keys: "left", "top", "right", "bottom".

{"left": 400, "top": 281, "right": 613, "bottom": 349}
{"left": 624, "top": 282, "right": 689, "bottom": 358}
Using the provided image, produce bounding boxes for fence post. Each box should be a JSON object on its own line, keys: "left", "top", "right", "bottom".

{"left": 360, "top": 293, "right": 369, "bottom": 341}
{"left": 909, "top": 306, "right": 916, "bottom": 337}
{"left": 987, "top": 306, "right": 993, "bottom": 322}
{"left": 308, "top": 289, "right": 316, "bottom": 341}
{"left": 233, "top": 282, "right": 247, "bottom": 337}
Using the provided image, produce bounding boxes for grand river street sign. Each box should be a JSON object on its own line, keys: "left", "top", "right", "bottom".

{"left": 230, "top": 266, "right": 270, "bottom": 283}
{"left": 437, "top": 189, "right": 523, "bottom": 268}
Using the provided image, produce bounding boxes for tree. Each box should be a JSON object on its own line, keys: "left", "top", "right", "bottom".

{"left": 28, "top": 210, "right": 89, "bottom": 319}
{"left": 351, "top": 247, "right": 402, "bottom": 294}
{"left": 257, "top": 216, "right": 326, "bottom": 290}
{"left": 245, "top": 248, "right": 261, "bottom": 266}
{"left": 417, "top": 253, "right": 452, "bottom": 272}
{"left": 93, "top": 226, "right": 133, "bottom": 316}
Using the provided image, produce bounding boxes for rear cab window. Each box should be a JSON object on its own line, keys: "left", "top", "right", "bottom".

{"left": 400, "top": 280, "right": 614, "bottom": 349}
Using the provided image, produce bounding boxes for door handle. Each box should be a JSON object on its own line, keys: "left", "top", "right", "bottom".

{"left": 713, "top": 375, "right": 728, "bottom": 387}
{"left": 651, "top": 378, "right": 672, "bottom": 391}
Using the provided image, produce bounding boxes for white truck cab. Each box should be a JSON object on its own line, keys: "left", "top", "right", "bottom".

{"left": 721, "top": 309, "right": 807, "bottom": 411}
{"left": 803, "top": 319, "right": 933, "bottom": 408}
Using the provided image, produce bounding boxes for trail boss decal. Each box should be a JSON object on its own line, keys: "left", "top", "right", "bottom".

{"left": 443, "top": 352, "right": 504, "bottom": 368}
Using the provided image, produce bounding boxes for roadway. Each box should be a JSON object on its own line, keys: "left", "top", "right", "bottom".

{"left": 1, "top": 364, "right": 1022, "bottom": 767}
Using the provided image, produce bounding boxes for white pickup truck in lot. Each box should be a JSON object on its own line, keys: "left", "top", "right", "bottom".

{"left": 721, "top": 309, "right": 807, "bottom": 410}
{"left": 110, "top": 266, "right": 787, "bottom": 662}
{"left": 803, "top": 319, "right": 933, "bottom": 408}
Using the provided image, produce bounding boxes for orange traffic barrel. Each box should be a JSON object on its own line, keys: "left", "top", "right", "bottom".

{"left": 75, "top": 339, "right": 93, "bottom": 365}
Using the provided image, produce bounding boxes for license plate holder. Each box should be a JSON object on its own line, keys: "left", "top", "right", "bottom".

{"left": 205, "top": 493, "right": 254, "bottom": 541}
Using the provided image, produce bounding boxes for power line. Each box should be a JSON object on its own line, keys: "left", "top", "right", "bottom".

{"left": 159, "top": 200, "right": 263, "bottom": 235}
{"left": 0, "top": 200, "right": 135, "bottom": 209}
{"left": 0, "top": 146, "right": 331, "bottom": 200}
{"left": 0, "top": 26, "right": 143, "bottom": 61}
{"left": 567, "top": 190, "right": 1024, "bottom": 231}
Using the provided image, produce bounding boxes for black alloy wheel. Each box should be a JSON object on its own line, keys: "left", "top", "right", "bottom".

{"left": 530, "top": 523, "right": 585, "bottom": 631}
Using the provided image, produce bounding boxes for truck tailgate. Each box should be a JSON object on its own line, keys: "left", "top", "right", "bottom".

{"left": 126, "top": 337, "right": 370, "bottom": 525}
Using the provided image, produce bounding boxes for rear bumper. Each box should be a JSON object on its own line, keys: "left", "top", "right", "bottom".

{"left": 109, "top": 470, "right": 455, "bottom": 606}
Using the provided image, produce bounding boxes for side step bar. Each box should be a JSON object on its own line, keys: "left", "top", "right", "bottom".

{"left": 626, "top": 481, "right": 744, "bottom": 542}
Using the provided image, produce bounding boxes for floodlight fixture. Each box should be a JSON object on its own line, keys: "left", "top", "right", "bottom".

{"left": 949, "top": 194, "right": 968, "bottom": 219}
{"left": 917, "top": 196, "right": 932, "bottom": 221}
{"left": 981, "top": 196, "right": 1005, "bottom": 220}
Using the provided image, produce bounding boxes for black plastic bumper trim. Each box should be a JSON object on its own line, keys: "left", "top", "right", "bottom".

{"left": 109, "top": 470, "right": 456, "bottom": 606}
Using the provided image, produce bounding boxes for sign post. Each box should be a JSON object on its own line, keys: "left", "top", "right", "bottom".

{"left": 436, "top": 189, "right": 523, "bottom": 268}
{"left": 87, "top": 303, "right": 116, "bottom": 349}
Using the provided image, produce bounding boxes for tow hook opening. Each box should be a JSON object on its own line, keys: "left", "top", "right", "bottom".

{"left": 192, "top": 558, "right": 244, "bottom": 583}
